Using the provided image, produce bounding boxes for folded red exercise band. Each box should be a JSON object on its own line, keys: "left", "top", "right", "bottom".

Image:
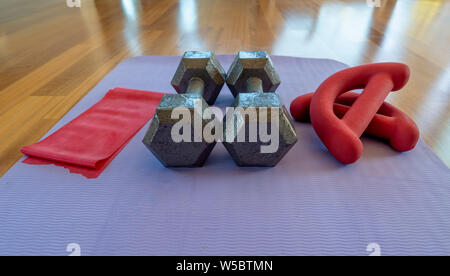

{"left": 21, "top": 88, "right": 165, "bottom": 178}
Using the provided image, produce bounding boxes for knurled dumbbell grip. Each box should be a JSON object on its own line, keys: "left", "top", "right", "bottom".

{"left": 186, "top": 77, "right": 205, "bottom": 96}
{"left": 246, "top": 77, "right": 263, "bottom": 93}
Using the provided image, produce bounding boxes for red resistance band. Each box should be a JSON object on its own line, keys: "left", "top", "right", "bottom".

{"left": 21, "top": 88, "right": 165, "bottom": 178}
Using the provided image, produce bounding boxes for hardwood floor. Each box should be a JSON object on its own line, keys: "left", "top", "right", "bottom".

{"left": 0, "top": 0, "right": 449, "bottom": 175}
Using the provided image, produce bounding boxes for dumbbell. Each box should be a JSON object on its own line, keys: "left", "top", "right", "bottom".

{"left": 223, "top": 51, "right": 298, "bottom": 166}
{"left": 143, "top": 51, "right": 226, "bottom": 167}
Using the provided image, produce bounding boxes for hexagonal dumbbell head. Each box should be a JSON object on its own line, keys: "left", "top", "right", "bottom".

{"left": 171, "top": 51, "right": 226, "bottom": 105}
{"left": 226, "top": 51, "right": 281, "bottom": 97}
{"left": 143, "top": 93, "right": 216, "bottom": 167}
{"left": 223, "top": 93, "right": 298, "bottom": 167}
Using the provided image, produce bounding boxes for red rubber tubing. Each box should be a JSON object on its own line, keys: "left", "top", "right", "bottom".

{"left": 291, "top": 63, "right": 413, "bottom": 164}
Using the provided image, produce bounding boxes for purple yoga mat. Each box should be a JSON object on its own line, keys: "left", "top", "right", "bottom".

{"left": 0, "top": 56, "right": 449, "bottom": 256}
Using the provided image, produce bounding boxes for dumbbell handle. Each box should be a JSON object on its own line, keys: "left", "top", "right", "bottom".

{"left": 186, "top": 77, "right": 205, "bottom": 96}
{"left": 246, "top": 77, "right": 263, "bottom": 93}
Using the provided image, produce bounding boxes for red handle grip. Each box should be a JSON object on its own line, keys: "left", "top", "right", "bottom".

{"left": 292, "top": 63, "right": 413, "bottom": 164}
{"left": 290, "top": 92, "right": 419, "bottom": 153}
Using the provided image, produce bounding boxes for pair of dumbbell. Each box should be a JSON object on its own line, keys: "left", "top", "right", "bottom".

{"left": 143, "top": 51, "right": 298, "bottom": 167}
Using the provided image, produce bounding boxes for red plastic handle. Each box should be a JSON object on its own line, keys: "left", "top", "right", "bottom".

{"left": 290, "top": 91, "right": 419, "bottom": 153}
{"left": 294, "top": 63, "right": 412, "bottom": 164}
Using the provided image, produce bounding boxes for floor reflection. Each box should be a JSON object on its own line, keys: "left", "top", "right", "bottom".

{"left": 272, "top": 1, "right": 376, "bottom": 65}
{"left": 121, "top": 0, "right": 143, "bottom": 55}
{"left": 176, "top": 0, "right": 205, "bottom": 50}
{"left": 178, "top": 0, "right": 198, "bottom": 33}
{"left": 121, "top": 0, "right": 140, "bottom": 21}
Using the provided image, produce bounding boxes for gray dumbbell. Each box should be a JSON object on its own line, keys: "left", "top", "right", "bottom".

{"left": 223, "top": 51, "right": 298, "bottom": 167}
{"left": 143, "top": 51, "right": 226, "bottom": 167}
